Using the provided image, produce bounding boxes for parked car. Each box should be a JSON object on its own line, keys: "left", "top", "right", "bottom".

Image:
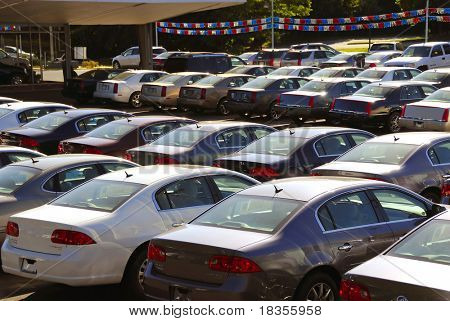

{"left": 58, "top": 116, "right": 196, "bottom": 158}
{"left": 225, "top": 75, "right": 309, "bottom": 119}
{"left": 153, "top": 51, "right": 188, "bottom": 70}
{"left": 214, "top": 127, "right": 374, "bottom": 181}
{"left": 112, "top": 46, "right": 167, "bottom": 69}
{"left": 0, "top": 146, "right": 44, "bottom": 168}
{"left": 0, "top": 154, "right": 137, "bottom": 247}
{"left": 329, "top": 81, "right": 438, "bottom": 133}
{"left": 400, "top": 87, "right": 450, "bottom": 132}
{"left": 308, "top": 67, "right": 363, "bottom": 79}
{"left": 364, "top": 51, "right": 403, "bottom": 68}
{"left": 164, "top": 53, "right": 243, "bottom": 74}
{"left": 1, "top": 165, "right": 259, "bottom": 298}
{"left": 356, "top": 67, "right": 421, "bottom": 82}
{"left": 177, "top": 74, "right": 255, "bottom": 115}
{"left": 0, "top": 48, "right": 31, "bottom": 69}
{"left": 238, "top": 52, "right": 258, "bottom": 64}
{"left": 312, "top": 132, "right": 450, "bottom": 202}
{"left": 369, "top": 42, "right": 405, "bottom": 53}
{"left": 93, "top": 70, "right": 167, "bottom": 108}
{"left": 341, "top": 210, "right": 449, "bottom": 301}
{"left": 140, "top": 72, "right": 209, "bottom": 111}
{"left": 290, "top": 42, "right": 340, "bottom": 54}
{"left": 225, "top": 65, "right": 276, "bottom": 76}
{"left": 280, "top": 49, "right": 336, "bottom": 67}
{"left": 62, "top": 68, "right": 128, "bottom": 103}
{"left": 0, "top": 61, "right": 32, "bottom": 85}
{"left": 0, "top": 97, "right": 20, "bottom": 105}
{"left": 0, "top": 102, "right": 75, "bottom": 131}
{"left": 274, "top": 78, "right": 371, "bottom": 124}
{"left": 3, "top": 46, "right": 35, "bottom": 59}
{"left": 0, "top": 109, "right": 131, "bottom": 154}
{"left": 410, "top": 68, "right": 450, "bottom": 88}
{"left": 252, "top": 49, "right": 290, "bottom": 67}
{"left": 126, "top": 121, "right": 276, "bottom": 166}
{"left": 268, "top": 66, "right": 319, "bottom": 77}
{"left": 319, "top": 53, "right": 368, "bottom": 68}
{"left": 384, "top": 42, "right": 450, "bottom": 70}
{"left": 142, "top": 176, "right": 441, "bottom": 300}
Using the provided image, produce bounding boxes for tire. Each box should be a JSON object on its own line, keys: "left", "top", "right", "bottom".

{"left": 217, "top": 98, "right": 231, "bottom": 116}
{"left": 421, "top": 189, "right": 441, "bottom": 203}
{"left": 267, "top": 101, "right": 281, "bottom": 120}
{"left": 121, "top": 247, "right": 148, "bottom": 300}
{"left": 294, "top": 272, "right": 338, "bottom": 301}
{"left": 113, "top": 61, "right": 121, "bottom": 69}
{"left": 10, "top": 75, "right": 24, "bottom": 85}
{"left": 129, "top": 91, "right": 142, "bottom": 108}
{"left": 386, "top": 111, "right": 401, "bottom": 133}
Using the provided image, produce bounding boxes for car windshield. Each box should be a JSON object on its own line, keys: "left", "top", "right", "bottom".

{"left": 25, "top": 113, "right": 71, "bottom": 131}
{"left": 155, "top": 52, "right": 172, "bottom": 59}
{"left": 337, "top": 142, "right": 417, "bottom": 165}
{"left": 52, "top": 179, "right": 145, "bottom": 212}
{"left": 329, "top": 54, "right": 351, "bottom": 61}
{"left": 413, "top": 71, "right": 447, "bottom": 83}
{"left": 112, "top": 72, "right": 136, "bottom": 81}
{"left": 357, "top": 70, "right": 388, "bottom": 79}
{"left": 0, "top": 166, "right": 41, "bottom": 195}
{"left": 241, "top": 77, "right": 274, "bottom": 89}
{"left": 269, "top": 68, "right": 295, "bottom": 76}
{"left": 156, "top": 74, "right": 185, "bottom": 84}
{"left": 0, "top": 107, "right": 13, "bottom": 118}
{"left": 403, "top": 46, "right": 431, "bottom": 57}
{"left": 85, "top": 122, "right": 137, "bottom": 140}
{"left": 151, "top": 128, "right": 209, "bottom": 147}
{"left": 194, "top": 76, "right": 223, "bottom": 86}
{"left": 240, "top": 134, "right": 306, "bottom": 156}
{"left": 192, "top": 195, "right": 303, "bottom": 233}
{"left": 388, "top": 219, "right": 450, "bottom": 266}
{"left": 310, "top": 69, "right": 340, "bottom": 78}
{"left": 299, "top": 80, "right": 333, "bottom": 92}
{"left": 423, "top": 89, "right": 450, "bottom": 103}
{"left": 354, "top": 84, "right": 395, "bottom": 98}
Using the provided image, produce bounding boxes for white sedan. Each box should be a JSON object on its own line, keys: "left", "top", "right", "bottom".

{"left": 0, "top": 96, "right": 20, "bottom": 105}
{"left": 355, "top": 67, "right": 421, "bottom": 82}
{"left": 2, "top": 165, "right": 259, "bottom": 298}
{"left": 93, "top": 70, "right": 167, "bottom": 108}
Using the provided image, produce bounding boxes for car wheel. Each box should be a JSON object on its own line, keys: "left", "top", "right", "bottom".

{"left": 294, "top": 272, "right": 338, "bottom": 301}
{"left": 421, "top": 190, "right": 441, "bottom": 203}
{"left": 386, "top": 112, "right": 401, "bottom": 133}
{"left": 113, "top": 61, "right": 121, "bottom": 69}
{"left": 268, "top": 102, "right": 281, "bottom": 120}
{"left": 121, "top": 247, "right": 148, "bottom": 300}
{"left": 129, "top": 91, "right": 142, "bottom": 108}
{"left": 217, "top": 98, "right": 231, "bottom": 116}
{"left": 10, "top": 75, "right": 24, "bottom": 85}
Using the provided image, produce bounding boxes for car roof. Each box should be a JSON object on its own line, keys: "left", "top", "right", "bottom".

{"left": 239, "top": 176, "right": 388, "bottom": 202}
{"left": 124, "top": 70, "right": 165, "bottom": 74}
{"left": 171, "top": 72, "right": 209, "bottom": 76}
{"left": 49, "top": 108, "right": 129, "bottom": 118}
{"left": 174, "top": 52, "right": 228, "bottom": 58}
{"left": 309, "top": 77, "right": 362, "bottom": 83}
{"left": 0, "top": 102, "right": 74, "bottom": 111}
{"left": 410, "top": 42, "right": 449, "bottom": 47}
{"left": 268, "top": 126, "right": 369, "bottom": 139}
{"left": 438, "top": 211, "right": 450, "bottom": 221}
{"left": 369, "top": 81, "right": 432, "bottom": 87}
{"left": 0, "top": 145, "right": 44, "bottom": 154}
{"left": 361, "top": 67, "right": 418, "bottom": 71}
{"left": 318, "top": 66, "right": 361, "bottom": 70}
{"left": 212, "top": 73, "right": 253, "bottom": 78}
{"left": 111, "top": 116, "right": 195, "bottom": 126}
{"left": 260, "top": 75, "right": 304, "bottom": 80}
{"left": 369, "top": 132, "right": 450, "bottom": 145}
{"left": 182, "top": 121, "right": 271, "bottom": 133}
{"left": 367, "top": 50, "right": 402, "bottom": 55}
{"left": 261, "top": 48, "right": 289, "bottom": 51}
{"left": 278, "top": 66, "right": 317, "bottom": 70}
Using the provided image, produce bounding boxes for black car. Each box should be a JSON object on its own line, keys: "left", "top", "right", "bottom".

{"left": 164, "top": 53, "right": 245, "bottom": 74}
{"left": 0, "top": 61, "right": 31, "bottom": 85}
{"left": 214, "top": 126, "right": 374, "bottom": 181}
{"left": 329, "top": 81, "right": 438, "bottom": 133}
{"left": 274, "top": 78, "right": 371, "bottom": 124}
{"left": 62, "top": 68, "right": 127, "bottom": 103}
{"left": 225, "top": 65, "right": 276, "bottom": 76}
{"left": 225, "top": 76, "right": 309, "bottom": 119}
{"left": 0, "top": 109, "right": 132, "bottom": 154}
{"left": 411, "top": 68, "right": 450, "bottom": 88}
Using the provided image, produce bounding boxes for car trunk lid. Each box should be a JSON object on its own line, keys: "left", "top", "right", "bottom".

{"left": 313, "top": 161, "right": 399, "bottom": 181}
{"left": 403, "top": 101, "right": 450, "bottom": 121}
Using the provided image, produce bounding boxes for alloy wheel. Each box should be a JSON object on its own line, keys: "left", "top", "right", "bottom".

{"left": 388, "top": 113, "right": 400, "bottom": 133}
{"left": 11, "top": 75, "right": 23, "bottom": 85}
{"left": 130, "top": 92, "right": 142, "bottom": 108}
{"left": 306, "top": 282, "right": 335, "bottom": 301}
{"left": 137, "top": 259, "right": 148, "bottom": 289}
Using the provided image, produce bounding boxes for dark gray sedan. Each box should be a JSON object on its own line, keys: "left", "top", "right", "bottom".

{"left": 143, "top": 177, "right": 442, "bottom": 300}
{"left": 342, "top": 211, "right": 450, "bottom": 301}
{"left": 0, "top": 154, "right": 137, "bottom": 246}
{"left": 0, "top": 146, "right": 45, "bottom": 168}
{"left": 312, "top": 132, "right": 450, "bottom": 202}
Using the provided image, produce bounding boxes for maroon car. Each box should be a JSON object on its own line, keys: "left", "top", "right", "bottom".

{"left": 58, "top": 116, "right": 196, "bottom": 158}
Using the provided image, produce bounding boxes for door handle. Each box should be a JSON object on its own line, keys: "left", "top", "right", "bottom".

{"left": 338, "top": 243, "right": 353, "bottom": 252}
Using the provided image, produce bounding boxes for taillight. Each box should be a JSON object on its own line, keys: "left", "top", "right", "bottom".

{"left": 209, "top": 255, "right": 261, "bottom": 273}
{"left": 212, "top": 162, "right": 221, "bottom": 168}
{"left": 123, "top": 152, "right": 133, "bottom": 161}
{"left": 369, "top": 63, "right": 377, "bottom": 68}
{"left": 20, "top": 137, "right": 39, "bottom": 148}
{"left": 6, "top": 221, "right": 19, "bottom": 237}
{"left": 442, "top": 109, "right": 449, "bottom": 122}
{"left": 51, "top": 230, "right": 96, "bottom": 245}
{"left": 365, "top": 102, "right": 372, "bottom": 115}
{"left": 340, "top": 279, "right": 371, "bottom": 301}
{"left": 83, "top": 147, "right": 103, "bottom": 155}
{"left": 329, "top": 99, "right": 336, "bottom": 110}
{"left": 161, "top": 86, "right": 167, "bottom": 97}
{"left": 400, "top": 104, "right": 407, "bottom": 117}
{"left": 200, "top": 88, "right": 206, "bottom": 99}
{"left": 310, "top": 172, "right": 322, "bottom": 176}
{"left": 250, "top": 92, "right": 257, "bottom": 103}
{"left": 154, "top": 156, "right": 179, "bottom": 165}
{"left": 308, "top": 96, "right": 315, "bottom": 108}
{"left": 147, "top": 243, "right": 166, "bottom": 262}
{"left": 269, "top": 57, "right": 274, "bottom": 66}
{"left": 57, "top": 143, "right": 64, "bottom": 154}
{"left": 113, "top": 83, "right": 119, "bottom": 94}
{"left": 276, "top": 95, "right": 281, "bottom": 104}
{"left": 442, "top": 180, "right": 450, "bottom": 197}
{"left": 249, "top": 165, "right": 280, "bottom": 179}
{"left": 297, "top": 58, "right": 302, "bottom": 66}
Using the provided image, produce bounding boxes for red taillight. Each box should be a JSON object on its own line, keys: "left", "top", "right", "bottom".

{"left": 154, "top": 156, "right": 179, "bottom": 165}
{"left": 269, "top": 57, "right": 274, "bottom": 66}
{"left": 6, "top": 221, "right": 19, "bottom": 237}
{"left": 161, "top": 86, "right": 167, "bottom": 97}
{"left": 400, "top": 104, "right": 407, "bottom": 117}
{"left": 276, "top": 95, "right": 281, "bottom": 104}
{"left": 57, "top": 143, "right": 64, "bottom": 154}
{"left": 123, "top": 152, "right": 132, "bottom": 161}
{"left": 365, "top": 102, "right": 372, "bottom": 115}
{"left": 340, "top": 279, "right": 371, "bottom": 301}
{"left": 250, "top": 92, "right": 257, "bottom": 103}
{"left": 83, "top": 146, "right": 103, "bottom": 155}
{"left": 51, "top": 229, "right": 96, "bottom": 245}
{"left": 297, "top": 58, "right": 302, "bottom": 66}
{"left": 310, "top": 172, "right": 322, "bottom": 176}
{"left": 442, "top": 109, "right": 449, "bottom": 122}
{"left": 308, "top": 96, "right": 315, "bottom": 108}
{"left": 147, "top": 243, "right": 166, "bottom": 262}
{"left": 249, "top": 166, "right": 280, "bottom": 179}
{"left": 442, "top": 180, "right": 450, "bottom": 197}
{"left": 367, "top": 177, "right": 386, "bottom": 182}
{"left": 212, "top": 162, "right": 221, "bottom": 168}
{"left": 20, "top": 137, "right": 39, "bottom": 148}
{"left": 113, "top": 83, "right": 119, "bottom": 94}
{"left": 200, "top": 88, "right": 206, "bottom": 99}
{"left": 329, "top": 99, "right": 336, "bottom": 110}
{"left": 369, "top": 63, "right": 377, "bottom": 68}
{"left": 209, "top": 255, "right": 261, "bottom": 273}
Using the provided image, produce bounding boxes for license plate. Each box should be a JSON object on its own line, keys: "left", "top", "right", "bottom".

{"left": 21, "top": 258, "right": 37, "bottom": 274}
{"left": 101, "top": 84, "right": 109, "bottom": 91}
{"left": 414, "top": 121, "right": 424, "bottom": 128}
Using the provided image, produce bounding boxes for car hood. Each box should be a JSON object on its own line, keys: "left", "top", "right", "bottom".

{"left": 62, "top": 136, "right": 117, "bottom": 148}
{"left": 385, "top": 57, "right": 423, "bottom": 64}
{"left": 128, "top": 144, "right": 192, "bottom": 155}
{"left": 315, "top": 161, "right": 401, "bottom": 176}
{"left": 217, "top": 152, "right": 290, "bottom": 165}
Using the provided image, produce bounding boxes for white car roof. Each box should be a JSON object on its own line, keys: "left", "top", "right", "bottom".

{"left": 0, "top": 101, "right": 74, "bottom": 111}
{"left": 409, "top": 42, "right": 450, "bottom": 47}
{"left": 369, "top": 132, "right": 450, "bottom": 145}
{"left": 0, "top": 145, "right": 45, "bottom": 154}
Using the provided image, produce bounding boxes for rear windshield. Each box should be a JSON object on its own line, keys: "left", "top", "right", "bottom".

{"left": 25, "top": 114, "right": 71, "bottom": 131}
{"left": 403, "top": 46, "right": 431, "bottom": 58}
{"left": 241, "top": 77, "right": 275, "bottom": 89}
{"left": 52, "top": 179, "right": 145, "bottom": 212}
{"left": 194, "top": 75, "right": 223, "bottom": 86}
{"left": 192, "top": 195, "right": 302, "bottom": 233}
{"left": 151, "top": 128, "right": 210, "bottom": 147}
{"left": 354, "top": 84, "right": 395, "bottom": 98}
{"left": 337, "top": 142, "right": 417, "bottom": 165}
{"left": 86, "top": 122, "right": 137, "bottom": 140}
{"left": 240, "top": 135, "right": 306, "bottom": 156}
{"left": 0, "top": 166, "right": 40, "bottom": 195}
{"left": 153, "top": 48, "right": 166, "bottom": 55}
{"left": 424, "top": 89, "right": 450, "bottom": 103}
{"left": 112, "top": 72, "right": 136, "bottom": 81}
{"left": 370, "top": 44, "right": 395, "bottom": 51}
{"left": 156, "top": 74, "right": 185, "bottom": 84}
{"left": 310, "top": 69, "right": 340, "bottom": 78}
{"left": 239, "top": 53, "right": 256, "bottom": 60}
{"left": 357, "top": 69, "right": 388, "bottom": 80}
{"left": 225, "top": 66, "right": 251, "bottom": 74}
{"left": 413, "top": 71, "right": 447, "bottom": 83}
{"left": 300, "top": 80, "right": 333, "bottom": 92}
{"left": 0, "top": 107, "right": 12, "bottom": 118}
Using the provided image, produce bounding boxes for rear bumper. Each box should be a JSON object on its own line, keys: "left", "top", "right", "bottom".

{"left": 177, "top": 98, "right": 211, "bottom": 110}
{"left": 329, "top": 111, "right": 386, "bottom": 126}
{"left": 274, "top": 105, "right": 327, "bottom": 119}
{"left": 93, "top": 91, "right": 129, "bottom": 103}
{"left": 141, "top": 95, "right": 176, "bottom": 108}
{"left": 226, "top": 101, "right": 262, "bottom": 114}
{"left": 399, "top": 118, "right": 448, "bottom": 131}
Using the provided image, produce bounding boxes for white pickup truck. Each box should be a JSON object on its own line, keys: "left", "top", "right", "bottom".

{"left": 384, "top": 42, "right": 450, "bottom": 71}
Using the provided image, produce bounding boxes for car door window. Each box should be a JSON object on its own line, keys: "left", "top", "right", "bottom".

{"left": 393, "top": 70, "right": 410, "bottom": 81}
{"left": 431, "top": 45, "right": 443, "bottom": 57}
{"left": 279, "top": 79, "right": 297, "bottom": 90}
{"left": 253, "top": 68, "right": 265, "bottom": 76}
{"left": 314, "top": 51, "right": 327, "bottom": 59}
{"left": 372, "top": 189, "right": 428, "bottom": 221}
{"left": 420, "top": 85, "right": 436, "bottom": 96}
{"left": 6, "top": 152, "right": 38, "bottom": 163}
{"left": 188, "top": 75, "right": 203, "bottom": 84}
{"left": 340, "top": 82, "right": 359, "bottom": 95}
{"left": 140, "top": 73, "right": 160, "bottom": 83}
{"left": 77, "top": 115, "right": 110, "bottom": 132}
{"left": 318, "top": 192, "right": 379, "bottom": 231}
{"left": 408, "top": 69, "right": 421, "bottom": 78}
{"left": 142, "top": 123, "right": 176, "bottom": 141}
{"left": 155, "top": 177, "right": 214, "bottom": 210}
{"left": 101, "top": 162, "right": 135, "bottom": 173}
{"left": 44, "top": 165, "right": 100, "bottom": 193}
{"left": 211, "top": 175, "right": 255, "bottom": 199}
{"left": 428, "top": 140, "right": 450, "bottom": 165}
{"left": 122, "top": 49, "right": 132, "bottom": 56}
{"left": 349, "top": 133, "right": 372, "bottom": 146}
{"left": 251, "top": 127, "right": 273, "bottom": 140}
{"left": 315, "top": 134, "right": 352, "bottom": 156}
{"left": 400, "top": 86, "right": 422, "bottom": 100}
{"left": 131, "top": 48, "right": 140, "bottom": 55}
{"left": 443, "top": 44, "right": 450, "bottom": 55}
{"left": 325, "top": 51, "right": 335, "bottom": 58}
{"left": 216, "top": 128, "right": 250, "bottom": 148}
{"left": 18, "top": 107, "right": 52, "bottom": 123}
{"left": 342, "top": 70, "right": 356, "bottom": 78}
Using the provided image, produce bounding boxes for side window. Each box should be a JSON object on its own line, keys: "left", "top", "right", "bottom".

{"left": 279, "top": 79, "right": 297, "bottom": 90}
{"left": 6, "top": 152, "right": 38, "bottom": 163}
{"left": 408, "top": 69, "right": 421, "bottom": 78}
{"left": 342, "top": 70, "right": 355, "bottom": 78}
{"left": 253, "top": 68, "right": 265, "bottom": 76}
{"left": 18, "top": 108, "right": 51, "bottom": 123}
{"left": 314, "top": 51, "right": 327, "bottom": 59}
{"left": 428, "top": 141, "right": 450, "bottom": 165}
{"left": 140, "top": 73, "right": 159, "bottom": 83}
{"left": 122, "top": 49, "right": 132, "bottom": 56}
{"left": 231, "top": 57, "right": 244, "bottom": 67}
{"left": 318, "top": 192, "right": 379, "bottom": 231}
{"left": 349, "top": 133, "right": 372, "bottom": 146}
{"left": 211, "top": 175, "right": 255, "bottom": 199}
{"left": 142, "top": 123, "right": 176, "bottom": 141}
{"left": 393, "top": 70, "right": 410, "bottom": 81}
{"left": 216, "top": 128, "right": 250, "bottom": 148}
{"left": 188, "top": 75, "right": 203, "bottom": 84}
{"left": 131, "top": 48, "right": 140, "bottom": 55}
{"left": 443, "top": 44, "right": 450, "bottom": 55}
{"left": 77, "top": 115, "right": 110, "bottom": 132}
{"left": 251, "top": 127, "right": 273, "bottom": 139}
{"left": 315, "top": 134, "right": 352, "bottom": 156}
{"left": 420, "top": 85, "right": 436, "bottom": 96}
{"left": 341, "top": 82, "right": 359, "bottom": 95}
{"left": 372, "top": 189, "right": 428, "bottom": 221}
{"left": 102, "top": 163, "right": 135, "bottom": 173}
{"left": 155, "top": 177, "right": 214, "bottom": 210}
{"left": 431, "top": 45, "right": 443, "bottom": 57}
{"left": 45, "top": 165, "right": 100, "bottom": 193}
{"left": 400, "top": 86, "right": 422, "bottom": 100}
{"left": 325, "top": 51, "right": 335, "bottom": 58}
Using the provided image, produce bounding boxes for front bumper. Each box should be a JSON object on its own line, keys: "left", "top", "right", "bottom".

{"left": 93, "top": 91, "right": 129, "bottom": 103}
{"left": 399, "top": 117, "right": 448, "bottom": 131}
